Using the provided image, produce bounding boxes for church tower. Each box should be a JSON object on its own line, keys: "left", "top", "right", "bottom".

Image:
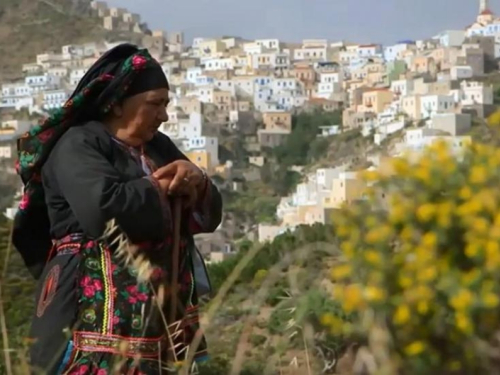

{"left": 477, "top": 0, "right": 494, "bottom": 24}
{"left": 480, "top": 0, "right": 490, "bottom": 14}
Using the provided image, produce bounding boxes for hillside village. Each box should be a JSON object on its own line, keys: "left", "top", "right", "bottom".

{"left": 0, "top": 0, "right": 499, "bottom": 264}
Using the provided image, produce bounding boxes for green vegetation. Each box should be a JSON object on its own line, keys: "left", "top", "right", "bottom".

{"left": 272, "top": 110, "right": 342, "bottom": 168}
{"left": 222, "top": 183, "right": 280, "bottom": 226}
{"left": 202, "top": 224, "right": 349, "bottom": 374}
{"left": 0, "top": 0, "right": 143, "bottom": 79}
{"left": 220, "top": 110, "right": 344, "bottom": 231}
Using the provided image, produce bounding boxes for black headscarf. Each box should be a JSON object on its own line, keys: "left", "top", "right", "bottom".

{"left": 13, "top": 43, "right": 169, "bottom": 279}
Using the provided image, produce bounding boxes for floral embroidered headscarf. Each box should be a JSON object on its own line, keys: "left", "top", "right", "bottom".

{"left": 13, "top": 44, "right": 168, "bottom": 278}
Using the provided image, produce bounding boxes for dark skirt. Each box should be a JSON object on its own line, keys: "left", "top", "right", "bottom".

{"left": 29, "top": 234, "right": 208, "bottom": 374}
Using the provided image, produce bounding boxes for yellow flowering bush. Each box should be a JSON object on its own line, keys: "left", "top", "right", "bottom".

{"left": 326, "top": 139, "right": 500, "bottom": 373}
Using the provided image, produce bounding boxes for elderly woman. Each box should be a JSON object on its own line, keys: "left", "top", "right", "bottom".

{"left": 13, "top": 44, "right": 222, "bottom": 374}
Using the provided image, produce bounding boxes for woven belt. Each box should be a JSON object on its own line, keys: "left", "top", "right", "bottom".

{"left": 73, "top": 331, "right": 167, "bottom": 359}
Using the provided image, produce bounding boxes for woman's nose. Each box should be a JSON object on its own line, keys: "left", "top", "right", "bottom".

{"left": 158, "top": 108, "right": 168, "bottom": 122}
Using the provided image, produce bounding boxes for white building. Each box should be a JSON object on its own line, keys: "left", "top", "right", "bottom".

{"left": 391, "top": 79, "right": 415, "bottom": 96}
{"left": 383, "top": 42, "right": 415, "bottom": 62}
{"left": 460, "top": 81, "right": 494, "bottom": 105}
{"left": 42, "top": 90, "right": 69, "bottom": 111}
{"left": 396, "top": 128, "right": 471, "bottom": 156}
{"left": 160, "top": 112, "right": 203, "bottom": 139}
{"left": 451, "top": 66, "right": 474, "bottom": 80}
{"left": 434, "top": 30, "right": 466, "bottom": 47}
{"left": 255, "top": 39, "right": 280, "bottom": 51}
{"left": 420, "top": 95, "right": 455, "bottom": 119}
{"left": 186, "top": 67, "right": 203, "bottom": 84}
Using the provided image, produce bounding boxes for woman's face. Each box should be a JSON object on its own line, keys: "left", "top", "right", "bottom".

{"left": 118, "top": 88, "right": 170, "bottom": 143}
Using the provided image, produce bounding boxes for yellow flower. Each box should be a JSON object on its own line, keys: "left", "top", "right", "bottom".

{"left": 364, "top": 250, "right": 382, "bottom": 265}
{"left": 343, "top": 284, "right": 364, "bottom": 312}
{"left": 455, "top": 313, "right": 473, "bottom": 334}
{"left": 337, "top": 224, "right": 350, "bottom": 237}
{"left": 393, "top": 304, "right": 411, "bottom": 325}
{"left": 320, "top": 313, "right": 334, "bottom": 326}
{"left": 461, "top": 269, "right": 480, "bottom": 285}
{"left": 481, "top": 292, "right": 499, "bottom": 308}
{"left": 331, "top": 264, "right": 352, "bottom": 280}
{"left": 459, "top": 186, "right": 472, "bottom": 200}
{"left": 437, "top": 202, "right": 453, "bottom": 228}
{"left": 392, "top": 157, "right": 409, "bottom": 174}
{"left": 404, "top": 341, "right": 425, "bottom": 356}
{"left": 332, "top": 285, "right": 344, "bottom": 299}
{"left": 362, "top": 170, "right": 379, "bottom": 182}
{"left": 390, "top": 205, "right": 406, "bottom": 224}
{"left": 421, "top": 232, "right": 438, "bottom": 248}
{"left": 457, "top": 200, "right": 482, "bottom": 217}
{"left": 328, "top": 315, "right": 345, "bottom": 334}
{"left": 399, "top": 275, "right": 413, "bottom": 288}
{"left": 416, "top": 203, "right": 435, "bottom": 223}
{"left": 470, "top": 165, "right": 487, "bottom": 184}
{"left": 487, "top": 110, "right": 500, "bottom": 126}
{"left": 486, "top": 242, "right": 500, "bottom": 270}
{"left": 490, "top": 225, "right": 500, "bottom": 240}
{"left": 418, "top": 266, "right": 437, "bottom": 282}
{"left": 465, "top": 242, "right": 481, "bottom": 258}
{"left": 417, "top": 301, "right": 429, "bottom": 315}
{"left": 400, "top": 226, "right": 415, "bottom": 241}
{"left": 414, "top": 166, "right": 431, "bottom": 183}
{"left": 340, "top": 242, "right": 355, "bottom": 257}
{"left": 365, "top": 286, "right": 386, "bottom": 302}
{"left": 450, "top": 289, "right": 474, "bottom": 311}
{"left": 412, "top": 285, "right": 434, "bottom": 301}
{"left": 472, "top": 218, "right": 489, "bottom": 235}
{"left": 415, "top": 246, "right": 434, "bottom": 264}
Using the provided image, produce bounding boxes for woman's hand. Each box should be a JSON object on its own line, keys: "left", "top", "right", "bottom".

{"left": 152, "top": 160, "right": 206, "bottom": 200}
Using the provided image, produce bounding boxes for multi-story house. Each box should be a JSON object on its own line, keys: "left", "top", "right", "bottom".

{"left": 255, "top": 39, "right": 281, "bottom": 51}
{"left": 460, "top": 80, "right": 494, "bottom": 105}
{"left": 361, "top": 89, "right": 394, "bottom": 114}
{"left": 262, "top": 111, "right": 292, "bottom": 132}
{"left": 324, "top": 172, "right": 367, "bottom": 209}
{"left": 401, "top": 95, "right": 422, "bottom": 121}
{"left": 383, "top": 42, "right": 416, "bottom": 62}
{"left": 391, "top": 79, "right": 415, "bottom": 96}
{"left": 420, "top": 95, "right": 455, "bottom": 119}
{"left": 42, "top": 90, "right": 69, "bottom": 111}
{"left": 183, "top": 136, "right": 220, "bottom": 171}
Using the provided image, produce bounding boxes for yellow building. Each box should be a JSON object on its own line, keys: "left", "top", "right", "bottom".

{"left": 212, "top": 89, "right": 232, "bottom": 111}
{"left": 186, "top": 150, "right": 211, "bottom": 172}
{"left": 323, "top": 172, "right": 367, "bottom": 208}
{"left": 361, "top": 89, "right": 394, "bottom": 114}
{"left": 262, "top": 111, "right": 293, "bottom": 132}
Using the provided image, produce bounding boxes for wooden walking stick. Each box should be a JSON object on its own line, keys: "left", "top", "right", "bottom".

{"left": 170, "top": 197, "right": 182, "bottom": 324}
{"left": 166, "top": 197, "right": 183, "bottom": 370}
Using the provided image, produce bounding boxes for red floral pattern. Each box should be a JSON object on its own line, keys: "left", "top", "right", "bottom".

{"left": 55, "top": 238, "right": 207, "bottom": 374}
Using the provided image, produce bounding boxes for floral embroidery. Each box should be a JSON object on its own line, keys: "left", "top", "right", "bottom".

{"left": 84, "top": 258, "right": 100, "bottom": 271}
{"left": 18, "top": 193, "right": 29, "bottom": 210}
{"left": 82, "top": 309, "right": 97, "bottom": 324}
{"left": 131, "top": 55, "right": 148, "bottom": 69}
{"left": 80, "top": 275, "right": 103, "bottom": 300}
{"left": 123, "top": 284, "right": 148, "bottom": 304}
{"left": 68, "top": 364, "right": 89, "bottom": 375}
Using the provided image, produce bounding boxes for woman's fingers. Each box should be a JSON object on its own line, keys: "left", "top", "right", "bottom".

{"left": 152, "top": 163, "right": 176, "bottom": 180}
{"left": 168, "top": 167, "right": 189, "bottom": 194}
